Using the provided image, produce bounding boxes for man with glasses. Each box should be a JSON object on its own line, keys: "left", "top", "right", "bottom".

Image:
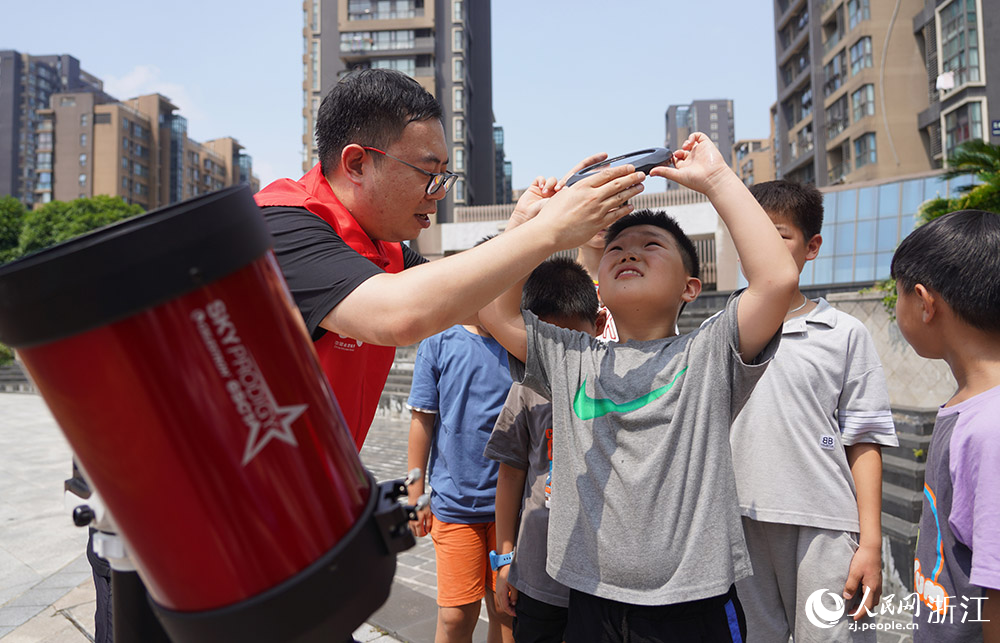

{"left": 255, "top": 69, "right": 643, "bottom": 450}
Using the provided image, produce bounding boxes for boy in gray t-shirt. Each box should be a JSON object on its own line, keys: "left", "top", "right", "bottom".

{"left": 481, "top": 133, "right": 801, "bottom": 643}
{"left": 730, "top": 181, "right": 898, "bottom": 643}
{"left": 485, "top": 258, "right": 604, "bottom": 643}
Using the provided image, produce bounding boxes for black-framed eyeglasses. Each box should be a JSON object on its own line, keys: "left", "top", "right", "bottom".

{"left": 362, "top": 146, "right": 459, "bottom": 196}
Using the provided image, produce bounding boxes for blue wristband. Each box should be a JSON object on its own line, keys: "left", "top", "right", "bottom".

{"left": 489, "top": 549, "right": 514, "bottom": 571}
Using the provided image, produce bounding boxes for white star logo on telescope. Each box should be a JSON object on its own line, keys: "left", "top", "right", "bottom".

{"left": 241, "top": 401, "right": 307, "bottom": 466}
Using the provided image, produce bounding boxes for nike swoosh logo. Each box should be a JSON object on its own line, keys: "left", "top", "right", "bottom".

{"left": 572, "top": 367, "right": 687, "bottom": 421}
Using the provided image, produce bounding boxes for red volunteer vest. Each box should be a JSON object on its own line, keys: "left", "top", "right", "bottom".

{"left": 255, "top": 164, "right": 404, "bottom": 451}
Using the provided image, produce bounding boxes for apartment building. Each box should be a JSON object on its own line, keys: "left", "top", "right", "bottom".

{"left": 33, "top": 90, "right": 258, "bottom": 210}
{"left": 0, "top": 52, "right": 107, "bottom": 207}
{"left": 773, "top": 0, "right": 936, "bottom": 186}
{"left": 665, "top": 100, "right": 736, "bottom": 165}
{"left": 732, "top": 139, "right": 777, "bottom": 186}
{"left": 301, "top": 0, "right": 497, "bottom": 225}
{"left": 912, "top": 0, "right": 999, "bottom": 164}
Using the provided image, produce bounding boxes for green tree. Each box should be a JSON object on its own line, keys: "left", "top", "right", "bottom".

{"left": 0, "top": 196, "right": 27, "bottom": 263}
{"left": 17, "top": 195, "right": 143, "bottom": 257}
{"left": 879, "top": 140, "right": 1000, "bottom": 315}
{"left": 0, "top": 195, "right": 143, "bottom": 365}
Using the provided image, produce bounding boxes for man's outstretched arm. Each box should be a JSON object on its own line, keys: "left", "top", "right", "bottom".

{"left": 323, "top": 163, "right": 644, "bottom": 347}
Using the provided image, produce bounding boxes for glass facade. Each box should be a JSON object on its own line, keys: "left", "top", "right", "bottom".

{"left": 796, "top": 173, "right": 967, "bottom": 287}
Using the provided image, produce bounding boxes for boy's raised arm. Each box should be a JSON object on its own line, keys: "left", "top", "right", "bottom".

{"left": 652, "top": 133, "right": 798, "bottom": 359}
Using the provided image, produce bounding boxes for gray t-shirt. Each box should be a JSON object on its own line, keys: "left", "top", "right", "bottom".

{"left": 511, "top": 292, "right": 777, "bottom": 606}
{"left": 484, "top": 383, "right": 569, "bottom": 607}
{"left": 729, "top": 299, "right": 898, "bottom": 532}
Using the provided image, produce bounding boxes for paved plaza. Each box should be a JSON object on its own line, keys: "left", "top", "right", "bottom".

{"left": 1, "top": 391, "right": 915, "bottom": 642}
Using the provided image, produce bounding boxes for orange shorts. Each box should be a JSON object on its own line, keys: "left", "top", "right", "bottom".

{"left": 429, "top": 517, "right": 497, "bottom": 607}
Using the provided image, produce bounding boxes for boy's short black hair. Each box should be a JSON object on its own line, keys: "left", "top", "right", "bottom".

{"left": 316, "top": 68, "right": 442, "bottom": 175}
{"left": 891, "top": 209, "right": 1000, "bottom": 333}
{"left": 522, "top": 257, "right": 599, "bottom": 324}
{"left": 749, "top": 180, "right": 824, "bottom": 240}
{"left": 604, "top": 209, "right": 700, "bottom": 279}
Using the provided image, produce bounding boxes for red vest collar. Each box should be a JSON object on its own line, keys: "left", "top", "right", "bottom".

{"left": 255, "top": 164, "right": 394, "bottom": 270}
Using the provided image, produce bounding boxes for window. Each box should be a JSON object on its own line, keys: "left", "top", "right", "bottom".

{"left": 851, "top": 84, "right": 875, "bottom": 121}
{"left": 340, "top": 30, "right": 415, "bottom": 52}
{"left": 36, "top": 152, "right": 52, "bottom": 170}
{"left": 311, "top": 0, "right": 320, "bottom": 31}
{"left": 453, "top": 87, "right": 464, "bottom": 112}
{"left": 823, "top": 50, "right": 848, "bottom": 96}
{"left": 800, "top": 87, "right": 812, "bottom": 119}
{"left": 847, "top": 0, "right": 870, "bottom": 29}
{"left": 80, "top": 113, "right": 89, "bottom": 127}
{"left": 311, "top": 40, "right": 320, "bottom": 90}
{"left": 453, "top": 28, "right": 464, "bottom": 51}
{"left": 709, "top": 112, "right": 718, "bottom": 121}
{"left": 122, "top": 157, "right": 129, "bottom": 169}
{"left": 453, "top": 116, "right": 465, "bottom": 141}
{"left": 122, "top": 177, "right": 129, "bottom": 190}
{"left": 79, "top": 173, "right": 87, "bottom": 186}
{"left": 453, "top": 57, "right": 463, "bottom": 81}
{"left": 371, "top": 57, "right": 415, "bottom": 77}
{"left": 710, "top": 122, "right": 719, "bottom": 131}
{"left": 80, "top": 133, "right": 87, "bottom": 147}
{"left": 122, "top": 118, "right": 129, "bottom": 130}
{"left": 939, "top": 0, "right": 981, "bottom": 88}
{"left": 453, "top": 147, "right": 465, "bottom": 172}
{"left": 79, "top": 153, "right": 87, "bottom": 167}
{"left": 854, "top": 133, "right": 877, "bottom": 169}
{"left": 850, "top": 37, "right": 872, "bottom": 74}
{"left": 454, "top": 178, "right": 465, "bottom": 202}
{"left": 944, "top": 100, "right": 984, "bottom": 157}
{"left": 60, "top": 96, "right": 76, "bottom": 107}
{"left": 453, "top": 0, "right": 463, "bottom": 21}
{"left": 37, "top": 132, "right": 53, "bottom": 148}
{"left": 826, "top": 95, "right": 850, "bottom": 139}
{"left": 710, "top": 103, "right": 718, "bottom": 111}
{"left": 123, "top": 138, "right": 130, "bottom": 151}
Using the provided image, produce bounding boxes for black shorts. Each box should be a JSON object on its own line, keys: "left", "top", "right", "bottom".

{"left": 564, "top": 584, "right": 747, "bottom": 643}
{"left": 514, "top": 592, "right": 569, "bottom": 643}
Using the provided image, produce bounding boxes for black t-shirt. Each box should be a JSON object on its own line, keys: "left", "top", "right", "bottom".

{"left": 261, "top": 206, "right": 427, "bottom": 340}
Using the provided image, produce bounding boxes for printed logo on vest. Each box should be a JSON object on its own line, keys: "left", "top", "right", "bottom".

{"left": 334, "top": 333, "right": 364, "bottom": 352}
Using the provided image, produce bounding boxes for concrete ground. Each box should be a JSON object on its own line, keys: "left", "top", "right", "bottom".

{"left": 1, "top": 391, "right": 915, "bottom": 642}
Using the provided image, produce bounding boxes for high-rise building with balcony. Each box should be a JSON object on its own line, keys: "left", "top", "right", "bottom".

{"left": 301, "top": 0, "right": 497, "bottom": 227}
{"left": 664, "top": 100, "right": 735, "bottom": 189}
{"left": 665, "top": 100, "right": 736, "bottom": 164}
{"left": 0, "top": 51, "right": 107, "bottom": 207}
{"left": 772, "top": 0, "right": 935, "bottom": 186}
{"left": 732, "top": 139, "right": 776, "bottom": 186}
{"left": 912, "top": 0, "right": 999, "bottom": 166}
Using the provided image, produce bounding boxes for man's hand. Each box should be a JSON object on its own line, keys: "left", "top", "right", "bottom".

{"left": 507, "top": 153, "right": 609, "bottom": 230}
{"left": 494, "top": 565, "right": 518, "bottom": 617}
{"left": 531, "top": 163, "right": 645, "bottom": 250}
{"left": 649, "top": 132, "right": 731, "bottom": 196}
{"left": 844, "top": 544, "right": 882, "bottom": 620}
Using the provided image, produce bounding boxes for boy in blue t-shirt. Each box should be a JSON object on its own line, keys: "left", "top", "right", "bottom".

{"left": 485, "top": 258, "right": 604, "bottom": 643}
{"left": 406, "top": 322, "right": 514, "bottom": 643}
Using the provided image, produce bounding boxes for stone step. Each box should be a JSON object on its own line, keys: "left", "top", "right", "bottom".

{"left": 881, "top": 452, "right": 926, "bottom": 492}
{"left": 894, "top": 430, "right": 932, "bottom": 455}
{"left": 882, "top": 480, "right": 923, "bottom": 524}
{"left": 892, "top": 407, "right": 936, "bottom": 436}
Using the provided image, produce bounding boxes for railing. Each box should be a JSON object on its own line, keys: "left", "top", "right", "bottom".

{"left": 828, "top": 161, "right": 850, "bottom": 183}
{"left": 823, "top": 29, "right": 843, "bottom": 54}
{"left": 826, "top": 117, "right": 849, "bottom": 140}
